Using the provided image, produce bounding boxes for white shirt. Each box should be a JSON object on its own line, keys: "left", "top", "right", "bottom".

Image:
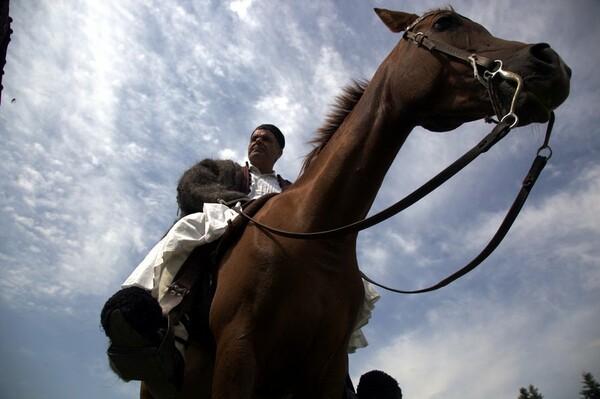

{"left": 247, "top": 165, "right": 283, "bottom": 199}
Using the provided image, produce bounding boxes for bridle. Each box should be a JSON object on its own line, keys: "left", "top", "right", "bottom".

{"left": 403, "top": 11, "right": 523, "bottom": 128}
{"left": 230, "top": 12, "right": 556, "bottom": 294}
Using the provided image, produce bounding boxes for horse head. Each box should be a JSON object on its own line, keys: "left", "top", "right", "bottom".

{"left": 375, "top": 8, "right": 571, "bottom": 132}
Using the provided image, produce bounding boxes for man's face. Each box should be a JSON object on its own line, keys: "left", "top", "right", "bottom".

{"left": 248, "top": 129, "right": 282, "bottom": 173}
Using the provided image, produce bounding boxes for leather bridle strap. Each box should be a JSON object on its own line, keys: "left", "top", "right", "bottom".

{"left": 403, "top": 30, "right": 496, "bottom": 72}
{"left": 233, "top": 117, "right": 514, "bottom": 239}
{"left": 362, "top": 112, "right": 555, "bottom": 294}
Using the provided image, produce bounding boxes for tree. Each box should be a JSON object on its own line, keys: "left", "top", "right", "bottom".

{"left": 580, "top": 372, "right": 600, "bottom": 399}
{"left": 518, "top": 385, "right": 544, "bottom": 399}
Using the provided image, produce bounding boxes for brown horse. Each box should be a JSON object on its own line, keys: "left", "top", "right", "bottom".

{"left": 148, "top": 7, "right": 571, "bottom": 399}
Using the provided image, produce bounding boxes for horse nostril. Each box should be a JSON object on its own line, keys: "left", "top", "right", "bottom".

{"left": 530, "top": 42, "right": 555, "bottom": 64}
{"left": 529, "top": 42, "right": 572, "bottom": 79}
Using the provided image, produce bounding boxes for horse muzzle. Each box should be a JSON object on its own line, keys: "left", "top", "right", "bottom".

{"left": 496, "top": 43, "right": 571, "bottom": 126}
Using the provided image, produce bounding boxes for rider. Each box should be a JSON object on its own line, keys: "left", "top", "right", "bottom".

{"left": 101, "top": 124, "right": 292, "bottom": 396}
{"left": 121, "top": 124, "right": 292, "bottom": 300}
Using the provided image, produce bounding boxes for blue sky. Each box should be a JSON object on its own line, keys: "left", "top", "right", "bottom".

{"left": 0, "top": 0, "right": 598, "bottom": 398}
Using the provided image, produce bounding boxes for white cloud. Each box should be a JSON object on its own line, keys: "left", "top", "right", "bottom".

{"left": 229, "top": 0, "right": 255, "bottom": 21}
{"left": 459, "top": 162, "right": 600, "bottom": 277}
{"left": 219, "top": 148, "right": 239, "bottom": 161}
{"left": 354, "top": 292, "right": 599, "bottom": 399}
{"left": 312, "top": 45, "right": 349, "bottom": 106}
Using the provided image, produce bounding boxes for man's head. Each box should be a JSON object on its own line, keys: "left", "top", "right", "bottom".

{"left": 248, "top": 124, "right": 284, "bottom": 174}
{"left": 357, "top": 370, "right": 402, "bottom": 399}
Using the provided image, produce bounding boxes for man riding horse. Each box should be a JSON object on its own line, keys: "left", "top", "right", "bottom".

{"left": 101, "top": 124, "right": 293, "bottom": 393}
{"left": 101, "top": 124, "right": 381, "bottom": 398}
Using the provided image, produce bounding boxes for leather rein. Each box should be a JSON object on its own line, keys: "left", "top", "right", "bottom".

{"left": 232, "top": 17, "right": 557, "bottom": 294}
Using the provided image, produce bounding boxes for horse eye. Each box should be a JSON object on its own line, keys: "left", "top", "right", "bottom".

{"left": 433, "top": 15, "right": 454, "bottom": 31}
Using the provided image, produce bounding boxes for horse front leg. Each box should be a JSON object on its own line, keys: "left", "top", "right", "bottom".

{"left": 211, "top": 322, "right": 257, "bottom": 399}
{"left": 180, "top": 340, "right": 214, "bottom": 399}
{"left": 140, "top": 382, "right": 154, "bottom": 399}
{"left": 292, "top": 350, "right": 348, "bottom": 399}
{"left": 139, "top": 340, "right": 214, "bottom": 399}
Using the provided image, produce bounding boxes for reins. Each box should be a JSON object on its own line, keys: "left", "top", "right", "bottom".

{"left": 235, "top": 117, "right": 515, "bottom": 239}
{"left": 362, "top": 112, "right": 554, "bottom": 294}
{"left": 229, "top": 14, "right": 558, "bottom": 294}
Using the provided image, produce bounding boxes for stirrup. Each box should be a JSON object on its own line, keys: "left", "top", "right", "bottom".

{"left": 107, "top": 313, "right": 183, "bottom": 398}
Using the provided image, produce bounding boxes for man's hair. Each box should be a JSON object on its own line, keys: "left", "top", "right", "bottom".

{"left": 357, "top": 370, "right": 403, "bottom": 399}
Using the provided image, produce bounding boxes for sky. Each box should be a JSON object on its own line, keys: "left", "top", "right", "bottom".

{"left": 0, "top": 0, "right": 598, "bottom": 398}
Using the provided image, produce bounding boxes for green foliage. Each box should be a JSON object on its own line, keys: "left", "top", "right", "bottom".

{"left": 580, "top": 372, "right": 600, "bottom": 399}
{"left": 518, "top": 385, "right": 544, "bottom": 399}
{"left": 517, "top": 371, "right": 599, "bottom": 399}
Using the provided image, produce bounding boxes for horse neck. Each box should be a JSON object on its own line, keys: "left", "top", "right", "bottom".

{"left": 292, "top": 64, "right": 416, "bottom": 230}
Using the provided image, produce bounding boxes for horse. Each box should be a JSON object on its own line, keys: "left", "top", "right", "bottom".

{"left": 147, "top": 7, "right": 571, "bottom": 399}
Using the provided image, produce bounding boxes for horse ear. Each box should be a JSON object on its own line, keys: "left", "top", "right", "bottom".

{"left": 374, "top": 8, "right": 418, "bottom": 33}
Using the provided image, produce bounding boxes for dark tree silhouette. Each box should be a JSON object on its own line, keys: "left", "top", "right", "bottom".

{"left": 518, "top": 384, "right": 544, "bottom": 399}
{"left": 0, "top": 0, "right": 11, "bottom": 106}
{"left": 580, "top": 372, "right": 600, "bottom": 399}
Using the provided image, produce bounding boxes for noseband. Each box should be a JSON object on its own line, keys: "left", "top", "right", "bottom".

{"left": 232, "top": 14, "right": 557, "bottom": 294}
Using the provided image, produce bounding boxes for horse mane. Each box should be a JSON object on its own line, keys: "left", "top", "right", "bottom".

{"left": 300, "top": 7, "right": 457, "bottom": 174}
{"left": 301, "top": 79, "right": 369, "bottom": 173}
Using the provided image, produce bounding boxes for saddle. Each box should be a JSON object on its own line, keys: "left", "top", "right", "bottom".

{"left": 160, "top": 193, "right": 279, "bottom": 340}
